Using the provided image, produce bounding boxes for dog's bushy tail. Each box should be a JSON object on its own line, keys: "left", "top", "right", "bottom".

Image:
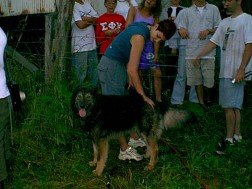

{"left": 161, "top": 109, "right": 196, "bottom": 129}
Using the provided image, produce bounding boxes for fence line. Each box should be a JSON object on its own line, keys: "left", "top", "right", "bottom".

{"left": 5, "top": 27, "right": 222, "bottom": 82}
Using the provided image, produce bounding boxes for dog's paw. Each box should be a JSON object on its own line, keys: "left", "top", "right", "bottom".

{"left": 144, "top": 164, "right": 154, "bottom": 171}
{"left": 89, "top": 161, "right": 97, "bottom": 166}
{"left": 92, "top": 169, "right": 102, "bottom": 176}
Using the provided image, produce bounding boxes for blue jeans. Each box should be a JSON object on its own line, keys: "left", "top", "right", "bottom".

{"left": 170, "top": 47, "right": 198, "bottom": 104}
{"left": 71, "top": 50, "right": 98, "bottom": 87}
{"left": 219, "top": 79, "right": 245, "bottom": 109}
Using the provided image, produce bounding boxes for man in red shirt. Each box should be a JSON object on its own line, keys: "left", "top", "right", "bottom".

{"left": 95, "top": 0, "right": 126, "bottom": 59}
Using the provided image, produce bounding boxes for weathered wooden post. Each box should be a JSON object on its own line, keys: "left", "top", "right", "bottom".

{"left": 44, "top": 0, "right": 74, "bottom": 86}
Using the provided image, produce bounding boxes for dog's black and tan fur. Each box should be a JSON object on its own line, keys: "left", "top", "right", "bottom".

{"left": 71, "top": 86, "right": 195, "bottom": 176}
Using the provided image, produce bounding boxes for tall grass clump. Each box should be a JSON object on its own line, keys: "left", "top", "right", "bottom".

{"left": 6, "top": 60, "right": 90, "bottom": 188}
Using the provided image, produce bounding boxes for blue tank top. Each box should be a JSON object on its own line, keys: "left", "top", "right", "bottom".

{"left": 105, "top": 22, "right": 150, "bottom": 64}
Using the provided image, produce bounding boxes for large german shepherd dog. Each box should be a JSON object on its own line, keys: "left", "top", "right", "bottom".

{"left": 71, "top": 86, "right": 195, "bottom": 176}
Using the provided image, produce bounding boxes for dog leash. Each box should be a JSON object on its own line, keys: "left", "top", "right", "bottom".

{"left": 160, "top": 138, "right": 209, "bottom": 189}
{"left": 232, "top": 71, "right": 252, "bottom": 83}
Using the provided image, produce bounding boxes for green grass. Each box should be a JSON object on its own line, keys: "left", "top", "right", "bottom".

{"left": 5, "top": 65, "right": 252, "bottom": 189}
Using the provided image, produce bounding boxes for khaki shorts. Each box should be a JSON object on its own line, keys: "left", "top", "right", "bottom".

{"left": 186, "top": 59, "right": 215, "bottom": 88}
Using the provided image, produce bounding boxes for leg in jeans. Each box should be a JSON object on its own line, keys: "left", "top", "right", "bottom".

{"left": 71, "top": 51, "right": 88, "bottom": 84}
{"left": 171, "top": 46, "right": 198, "bottom": 104}
{"left": 71, "top": 50, "right": 98, "bottom": 88}
{"left": 188, "top": 86, "right": 198, "bottom": 103}
{"left": 153, "top": 68, "right": 162, "bottom": 102}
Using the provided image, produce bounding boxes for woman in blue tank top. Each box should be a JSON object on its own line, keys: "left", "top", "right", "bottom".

{"left": 124, "top": 0, "right": 163, "bottom": 154}
{"left": 97, "top": 19, "right": 176, "bottom": 161}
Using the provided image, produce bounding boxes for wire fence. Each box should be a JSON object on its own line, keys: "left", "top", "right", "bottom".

{"left": 2, "top": 14, "right": 252, "bottom": 108}
{"left": 4, "top": 15, "right": 251, "bottom": 98}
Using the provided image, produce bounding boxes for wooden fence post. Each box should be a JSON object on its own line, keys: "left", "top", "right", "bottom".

{"left": 44, "top": 0, "right": 74, "bottom": 85}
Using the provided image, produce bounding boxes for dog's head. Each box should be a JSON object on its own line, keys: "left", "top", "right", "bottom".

{"left": 71, "top": 86, "right": 98, "bottom": 119}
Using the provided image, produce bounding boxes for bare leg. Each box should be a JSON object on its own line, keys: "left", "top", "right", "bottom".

{"left": 119, "top": 135, "right": 128, "bottom": 151}
{"left": 130, "top": 132, "right": 139, "bottom": 140}
{"left": 224, "top": 108, "right": 236, "bottom": 138}
{"left": 153, "top": 68, "right": 162, "bottom": 102}
{"left": 234, "top": 108, "right": 241, "bottom": 136}
{"left": 196, "top": 84, "right": 204, "bottom": 105}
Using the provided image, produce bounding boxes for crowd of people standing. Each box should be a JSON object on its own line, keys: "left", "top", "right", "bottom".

{"left": 69, "top": 0, "right": 252, "bottom": 158}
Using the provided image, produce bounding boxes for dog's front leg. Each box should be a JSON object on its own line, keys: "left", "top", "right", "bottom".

{"left": 89, "top": 142, "right": 98, "bottom": 166}
{"left": 144, "top": 136, "right": 158, "bottom": 171}
{"left": 93, "top": 138, "right": 108, "bottom": 176}
{"left": 141, "top": 134, "right": 151, "bottom": 158}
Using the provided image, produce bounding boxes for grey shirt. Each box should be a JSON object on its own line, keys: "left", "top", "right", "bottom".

{"left": 178, "top": 3, "right": 221, "bottom": 59}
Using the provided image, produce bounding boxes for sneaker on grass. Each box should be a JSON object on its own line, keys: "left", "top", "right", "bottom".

{"left": 216, "top": 139, "right": 234, "bottom": 155}
{"left": 118, "top": 146, "right": 143, "bottom": 161}
{"left": 233, "top": 135, "right": 242, "bottom": 143}
{"left": 128, "top": 138, "right": 146, "bottom": 148}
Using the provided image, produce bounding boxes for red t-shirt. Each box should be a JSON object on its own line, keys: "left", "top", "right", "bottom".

{"left": 95, "top": 13, "right": 125, "bottom": 55}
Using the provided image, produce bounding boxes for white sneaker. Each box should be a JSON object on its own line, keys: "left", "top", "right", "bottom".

{"left": 128, "top": 138, "right": 146, "bottom": 148}
{"left": 233, "top": 135, "right": 242, "bottom": 143}
{"left": 118, "top": 146, "right": 143, "bottom": 161}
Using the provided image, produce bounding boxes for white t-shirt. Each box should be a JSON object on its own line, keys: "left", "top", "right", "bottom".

{"left": 115, "top": 0, "right": 138, "bottom": 20}
{"left": 0, "top": 27, "right": 10, "bottom": 98}
{"left": 171, "top": 6, "right": 177, "bottom": 17}
{"left": 210, "top": 13, "right": 252, "bottom": 80}
{"left": 71, "top": 0, "right": 98, "bottom": 53}
{"left": 159, "top": 2, "right": 171, "bottom": 21}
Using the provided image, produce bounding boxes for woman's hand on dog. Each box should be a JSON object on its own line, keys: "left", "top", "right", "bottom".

{"left": 142, "top": 95, "right": 155, "bottom": 109}
{"left": 127, "top": 85, "right": 155, "bottom": 109}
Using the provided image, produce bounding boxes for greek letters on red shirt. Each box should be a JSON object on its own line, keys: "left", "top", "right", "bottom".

{"left": 96, "top": 13, "right": 125, "bottom": 54}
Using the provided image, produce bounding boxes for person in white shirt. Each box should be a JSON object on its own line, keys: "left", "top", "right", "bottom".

{"left": 193, "top": 0, "right": 252, "bottom": 154}
{"left": 71, "top": 0, "right": 99, "bottom": 88}
{"left": 178, "top": 0, "right": 221, "bottom": 108}
{"left": 115, "top": 0, "right": 138, "bottom": 20}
